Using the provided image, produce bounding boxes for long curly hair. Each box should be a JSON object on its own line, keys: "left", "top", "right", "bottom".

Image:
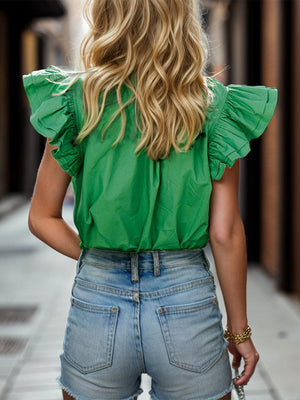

{"left": 74, "top": 0, "right": 212, "bottom": 161}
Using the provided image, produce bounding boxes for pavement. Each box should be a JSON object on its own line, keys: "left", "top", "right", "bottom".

{"left": 0, "top": 201, "right": 299, "bottom": 400}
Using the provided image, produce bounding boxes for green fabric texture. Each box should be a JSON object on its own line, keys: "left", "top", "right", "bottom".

{"left": 23, "top": 65, "right": 278, "bottom": 252}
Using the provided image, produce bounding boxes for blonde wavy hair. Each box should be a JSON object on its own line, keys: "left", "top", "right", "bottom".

{"left": 74, "top": 0, "right": 212, "bottom": 161}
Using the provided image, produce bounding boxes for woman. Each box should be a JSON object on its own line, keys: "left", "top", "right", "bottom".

{"left": 23, "top": 0, "right": 278, "bottom": 399}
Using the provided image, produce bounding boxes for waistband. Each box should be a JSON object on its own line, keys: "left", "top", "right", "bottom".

{"left": 78, "top": 247, "right": 208, "bottom": 283}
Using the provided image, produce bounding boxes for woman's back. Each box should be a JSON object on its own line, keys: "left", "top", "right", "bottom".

{"left": 23, "top": 66, "right": 277, "bottom": 252}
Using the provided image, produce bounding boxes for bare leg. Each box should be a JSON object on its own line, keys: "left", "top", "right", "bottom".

{"left": 219, "top": 393, "right": 231, "bottom": 400}
{"left": 63, "top": 390, "right": 138, "bottom": 400}
{"left": 63, "top": 388, "right": 228, "bottom": 400}
{"left": 62, "top": 390, "right": 76, "bottom": 400}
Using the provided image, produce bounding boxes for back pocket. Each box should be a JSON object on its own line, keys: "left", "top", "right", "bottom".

{"left": 156, "top": 296, "right": 225, "bottom": 373}
{"left": 63, "top": 296, "right": 119, "bottom": 374}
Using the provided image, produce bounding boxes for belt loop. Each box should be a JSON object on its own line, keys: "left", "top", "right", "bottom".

{"left": 130, "top": 253, "right": 139, "bottom": 282}
{"left": 76, "top": 248, "right": 86, "bottom": 274}
{"left": 152, "top": 251, "right": 161, "bottom": 276}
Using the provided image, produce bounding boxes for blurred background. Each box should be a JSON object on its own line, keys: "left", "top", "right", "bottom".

{"left": 0, "top": 0, "right": 299, "bottom": 399}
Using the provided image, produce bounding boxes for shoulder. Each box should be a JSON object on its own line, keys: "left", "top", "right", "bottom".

{"left": 203, "top": 76, "right": 278, "bottom": 181}
{"left": 23, "top": 65, "right": 84, "bottom": 105}
{"left": 203, "top": 75, "right": 278, "bottom": 133}
{"left": 22, "top": 65, "right": 85, "bottom": 177}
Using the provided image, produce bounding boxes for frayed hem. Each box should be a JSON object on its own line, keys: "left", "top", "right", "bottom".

{"left": 56, "top": 377, "right": 144, "bottom": 400}
{"left": 205, "top": 379, "right": 234, "bottom": 400}
{"left": 123, "top": 388, "right": 144, "bottom": 400}
{"left": 56, "top": 377, "right": 82, "bottom": 400}
{"left": 149, "top": 380, "right": 234, "bottom": 400}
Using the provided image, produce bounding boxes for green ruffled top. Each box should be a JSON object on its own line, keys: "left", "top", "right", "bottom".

{"left": 23, "top": 66, "right": 278, "bottom": 251}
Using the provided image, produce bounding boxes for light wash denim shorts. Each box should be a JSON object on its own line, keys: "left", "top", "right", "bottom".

{"left": 57, "top": 247, "right": 233, "bottom": 400}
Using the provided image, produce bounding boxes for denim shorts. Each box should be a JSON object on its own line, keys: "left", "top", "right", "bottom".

{"left": 56, "top": 247, "right": 233, "bottom": 400}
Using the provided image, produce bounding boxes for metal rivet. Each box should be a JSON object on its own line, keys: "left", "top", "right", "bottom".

{"left": 132, "top": 292, "right": 139, "bottom": 302}
{"left": 111, "top": 307, "right": 118, "bottom": 313}
{"left": 212, "top": 299, "right": 216, "bottom": 305}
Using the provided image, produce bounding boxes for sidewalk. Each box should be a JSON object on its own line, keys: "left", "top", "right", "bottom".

{"left": 0, "top": 201, "right": 299, "bottom": 400}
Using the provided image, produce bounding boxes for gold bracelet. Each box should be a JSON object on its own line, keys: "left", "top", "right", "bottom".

{"left": 224, "top": 325, "right": 252, "bottom": 344}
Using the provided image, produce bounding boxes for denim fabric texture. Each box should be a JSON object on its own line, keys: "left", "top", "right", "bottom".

{"left": 57, "top": 247, "right": 233, "bottom": 400}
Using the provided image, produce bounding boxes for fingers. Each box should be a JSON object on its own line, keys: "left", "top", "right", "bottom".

{"left": 227, "top": 343, "right": 242, "bottom": 369}
{"left": 234, "top": 351, "right": 259, "bottom": 386}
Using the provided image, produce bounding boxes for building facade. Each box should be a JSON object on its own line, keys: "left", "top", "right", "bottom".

{"left": 206, "top": 0, "right": 300, "bottom": 295}
{"left": 0, "top": 0, "right": 67, "bottom": 201}
{"left": 0, "top": 0, "right": 85, "bottom": 201}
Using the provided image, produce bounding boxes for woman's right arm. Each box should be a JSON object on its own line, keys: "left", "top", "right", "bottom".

{"left": 209, "top": 159, "right": 259, "bottom": 386}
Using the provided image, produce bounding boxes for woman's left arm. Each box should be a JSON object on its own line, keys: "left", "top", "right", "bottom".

{"left": 209, "top": 159, "right": 259, "bottom": 386}
{"left": 28, "top": 138, "right": 81, "bottom": 260}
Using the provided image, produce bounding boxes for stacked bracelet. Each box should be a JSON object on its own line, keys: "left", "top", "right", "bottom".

{"left": 224, "top": 325, "right": 252, "bottom": 344}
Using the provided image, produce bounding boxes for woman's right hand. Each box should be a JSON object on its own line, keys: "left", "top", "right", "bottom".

{"left": 227, "top": 338, "right": 260, "bottom": 386}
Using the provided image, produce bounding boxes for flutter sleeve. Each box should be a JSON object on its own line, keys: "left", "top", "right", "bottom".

{"left": 23, "top": 66, "right": 82, "bottom": 177}
{"left": 207, "top": 78, "right": 278, "bottom": 181}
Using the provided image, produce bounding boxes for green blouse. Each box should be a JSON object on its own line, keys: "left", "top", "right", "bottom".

{"left": 23, "top": 66, "right": 278, "bottom": 252}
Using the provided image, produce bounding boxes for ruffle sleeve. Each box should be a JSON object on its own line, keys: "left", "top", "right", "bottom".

{"left": 23, "top": 65, "right": 82, "bottom": 177}
{"left": 207, "top": 78, "right": 278, "bottom": 181}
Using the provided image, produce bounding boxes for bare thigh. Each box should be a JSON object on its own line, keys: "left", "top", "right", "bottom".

{"left": 62, "top": 391, "right": 74, "bottom": 400}
{"left": 63, "top": 389, "right": 229, "bottom": 400}
{"left": 219, "top": 393, "right": 231, "bottom": 400}
{"left": 62, "top": 391, "right": 139, "bottom": 400}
